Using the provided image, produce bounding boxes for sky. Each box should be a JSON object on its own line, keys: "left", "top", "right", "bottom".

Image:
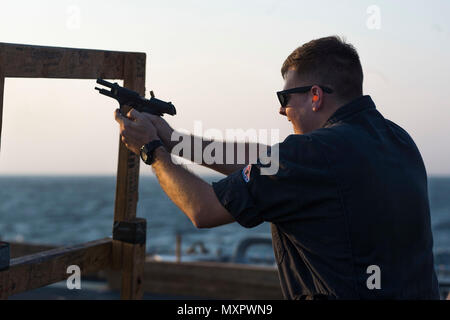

{"left": 0, "top": 0, "right": 449, "bottom": 176}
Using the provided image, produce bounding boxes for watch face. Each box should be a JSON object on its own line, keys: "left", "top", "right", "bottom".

{"left": 140, "top": 145, "right": 149, "bottom": 163}
{"left": 140, "top": 140, "right": 162, "bottom": 165}
{"left": 141, "top": 151, "right": 148, "bottom": 162}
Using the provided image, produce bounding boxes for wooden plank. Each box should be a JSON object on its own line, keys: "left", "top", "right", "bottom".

{"left": 9, "top": 242, "right": 56, "bottom": 258}
{"left": 0, "top": 74, "right": 4, "bottom": 153}
{"left": 112, "top": 53, "right": 146, "bottom": 300}
{"left": 0, "top": 48, "right": 4, "bottom": 153}
{"left": 0, "top": 238, "right": 112, "bottom": 297}
{"left": 113, "top": 52, "right": 145, "bottom": 223}
{"left": 108, "top": 260, "right": 283, "bottom": 300}
{"left": 8, "top": 241, "right": 111, "bottom": 282}
{"left": 6, "top": 243, "right": 282, "bottom": 299}
{"left": 120, "top": 242, "right": 146, "bottom": 299}
{"left": 0, "top": 266, "right": 7, "bottom": 299}
{"left": 143, "top": 261, "right": 282, "bottom": 299}
{"left": 0, "top": 42, "right": 147, "bottom": 300}
{"left": 0, "top": 42, "right": 139, "bottom": 79}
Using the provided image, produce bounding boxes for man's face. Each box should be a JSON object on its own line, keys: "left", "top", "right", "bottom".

{"left": 279, "top": 69, "right": 322, "bottom": 134}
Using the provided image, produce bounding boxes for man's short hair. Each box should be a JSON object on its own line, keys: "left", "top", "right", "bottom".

{"left": 281, "top": 36, "right": 363, "bottom": 101}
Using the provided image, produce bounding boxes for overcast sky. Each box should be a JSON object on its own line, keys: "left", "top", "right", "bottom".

{"left": 0, "top": 0, "right": 449, "bottom": 176}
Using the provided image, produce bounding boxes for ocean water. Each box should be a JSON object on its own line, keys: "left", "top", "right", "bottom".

{"left": 0, "top": 175, "right": 273, "bottom": 263}
{"left": 0, "top": 175, "right": 449, "bottom": 278}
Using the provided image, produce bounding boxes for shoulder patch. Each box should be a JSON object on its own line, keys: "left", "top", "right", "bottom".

{"left": 242, "top": 164, "right": 252, "bottom": 183}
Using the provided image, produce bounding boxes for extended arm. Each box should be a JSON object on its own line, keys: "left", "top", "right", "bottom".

{"left": 150, "top": 116, "right": 267, "bottom": 176}
{"left": 114, "top": 108, "right": 236, "bottom": 228}
{"left": 150, "top": 146, "right": 235, "bottom": 228}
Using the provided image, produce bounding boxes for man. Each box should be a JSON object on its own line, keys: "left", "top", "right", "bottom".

{"left": 114, "top": 36, "right": 440, "bottom": 299}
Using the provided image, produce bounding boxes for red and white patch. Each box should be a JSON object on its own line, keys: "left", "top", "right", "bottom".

{"left": 242, "top": 164, "right": 252, "bottom": 183}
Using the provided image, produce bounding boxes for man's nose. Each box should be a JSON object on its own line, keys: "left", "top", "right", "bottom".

{"left": 279, "top": 107, "right": 287, "bottom": 116}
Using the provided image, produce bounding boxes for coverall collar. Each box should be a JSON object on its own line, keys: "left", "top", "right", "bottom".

{"left": 323, "top": 95, "right": 376, "bottom": 128}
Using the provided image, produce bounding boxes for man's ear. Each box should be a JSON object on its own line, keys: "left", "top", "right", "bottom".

{"left": 311, "top": 86, "right": 322, "bottom": 112}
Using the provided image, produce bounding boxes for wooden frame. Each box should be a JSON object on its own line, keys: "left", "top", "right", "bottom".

{"left": 0, "top": 42, "right": 146, "bottom": 299}
{"left": 8, "top": 242, "right": 283, "bottom": 299}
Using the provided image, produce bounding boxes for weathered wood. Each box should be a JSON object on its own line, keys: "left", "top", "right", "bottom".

{"left": 9, "top": 242, "right": 56, "bottom": 258}
{"left": 7, "top": 242, "right": 282, "bottom": 299}
{"left": 0, "top": 73, "right": 4, "bottom": 153}
{"left": 0, "top": 42, "right": 147, "bottom": 300}
{"left": 0, "top": 42, "right": 132, "bottom": 79}
{"left": 112, "top": 53, "right": 146, "bottom": 299}
{"left": 113, "top": 219, "right": 146, "bottom": 244}
{"left": 8, "top": 242, "right": 110, "bottom": 282}
{"left": 120, "top": 242, "right": 146, "bottom": 299}
{"left": 108, "top": 260, "right": 283, "bottom": 300}
{"left": 1, "top": 238, "right": 112, "bottom": 297}
{"left": 113, "top": 53, "right": 145, "bottom": 222}
{"left": 0, "top": 265, "right": 7, "bottom": 299}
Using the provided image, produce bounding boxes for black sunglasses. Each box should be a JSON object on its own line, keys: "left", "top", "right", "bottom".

{"left": 277, "top": 86, "right": 333, "bottom": 107}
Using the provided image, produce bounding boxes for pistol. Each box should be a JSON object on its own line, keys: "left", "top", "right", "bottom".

{"left": 95, "top": 78, "right": 176, "bottom": 116}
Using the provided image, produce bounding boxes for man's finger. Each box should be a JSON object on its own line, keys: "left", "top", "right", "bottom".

{"left": 142, "top": 112, "right": 161, "bottom": 124}
{"left": 121, "top": 134, "right": 140, "bottom": 149}
{"left": 115, "top": 109, "right": 126, "bottom": 124}
{"left": 121, "top": 138, "right": 139, "bottom": 155}
{"left": 126, "top": 108, "right": 142, "bottom": 121}
{"left": 115, "top": 109, "right": 136, "bottom": 128}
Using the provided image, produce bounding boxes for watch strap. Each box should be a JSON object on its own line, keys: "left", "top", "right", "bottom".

{"left": 140, "top": 139, "right": 163, "bottom": 165}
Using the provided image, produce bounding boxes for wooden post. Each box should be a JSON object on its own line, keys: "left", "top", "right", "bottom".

{"left": 0, "top": 70, "right": 4, "bottom": 153}
{"left": 0, "top": 66, "right": 8, "bottom": 299}
{"left": 112, "top": 53, "right": 147, "bottom": 300}
{"left": 0, "top": 242, "right": 9, "bottom": 299}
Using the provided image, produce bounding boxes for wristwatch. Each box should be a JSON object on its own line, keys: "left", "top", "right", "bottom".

{"left": 140, "top": 139, "right": 164, "bottom": 165}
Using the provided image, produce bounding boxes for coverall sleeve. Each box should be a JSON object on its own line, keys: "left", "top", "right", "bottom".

{"left": 212, "top": 134, "right": 332, "bottom": 228}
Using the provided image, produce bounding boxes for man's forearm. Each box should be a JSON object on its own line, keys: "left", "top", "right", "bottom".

{"left": 162, "top": 131, "right": 267, "bottom": 176}
{"left": 150, "top": 146, "right": 234, "bottom": 228}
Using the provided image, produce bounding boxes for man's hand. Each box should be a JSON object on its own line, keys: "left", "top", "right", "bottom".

{"left": 114, "top": 108, "right": 159, "bottom": 155}
{"left": 140, "top": 112, "right": 176, "bottom": 152}
{"left": 114, "top": 108, "right": 235, "bottom": 229}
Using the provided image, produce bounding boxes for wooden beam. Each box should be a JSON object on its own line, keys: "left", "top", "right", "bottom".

{"left": 112, "top": 53, "right": 147, "bottom": 300}
{"left": 6, "top": 242, "right": 283, "bottom": 299}
{"left": 0, "top": 42, "right": 139, "bottom": 79}
{"left": 113, "top": 52, "right": 145, "bottom": 223}
{"left": 108, "top": 260, "right": 283, "bottom": 300}
{"left": 0, "top": 74, "right": 4, "bottom": 153}
{"left": 0, "top": 42, "right": 147, "bottom": 300}
{"left": 0, "top": 238, "right": 112, "bottom": 297}
{"left": 9, "top": 242, "right": 56, "bottom": 258}
{"left": 120, "top": 242, "right": 146, "bottom": 299}
{"left": 0, "top": 50, "right": 4, "bottom": 153}
{"left": 8, "top": 242, "right": 108, "bottom": 282}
